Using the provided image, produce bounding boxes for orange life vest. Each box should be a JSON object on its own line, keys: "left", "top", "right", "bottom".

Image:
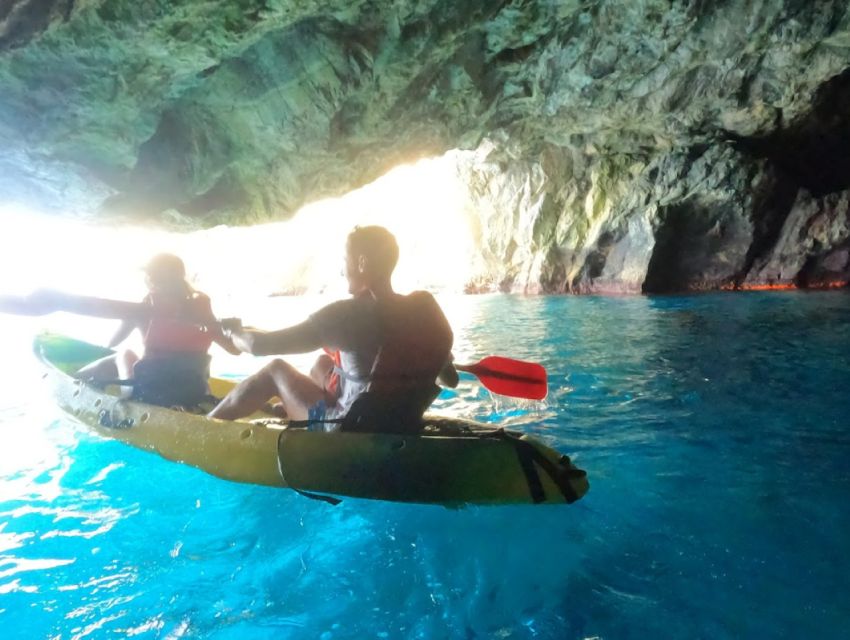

{"left": 143, "top": 293, "right": 214, "bottom": 355}
{"left": 323, "top": 347, "right": 342, "bottom": 396}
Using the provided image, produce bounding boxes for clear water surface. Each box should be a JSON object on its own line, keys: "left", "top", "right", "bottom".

{"left": 1, "top": 291, "right": 849, "bottom": 639}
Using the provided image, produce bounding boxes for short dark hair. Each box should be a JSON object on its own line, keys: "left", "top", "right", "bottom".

{"left": 348, "top": 226, "right": 399, "bottom": 276}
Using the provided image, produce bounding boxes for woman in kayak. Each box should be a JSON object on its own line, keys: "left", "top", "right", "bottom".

{"left": 75, "top": 253, "right": 240, "bottom": 404}
{"left": 0, "top": 253, "right": 238, "bottom": 405}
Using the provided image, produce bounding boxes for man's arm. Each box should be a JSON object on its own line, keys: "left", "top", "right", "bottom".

{"left": 210, "top": 327, "right": 242, "bottom": 355}
{"left": 225, "top": 319, "right": 324, "bottom": 356}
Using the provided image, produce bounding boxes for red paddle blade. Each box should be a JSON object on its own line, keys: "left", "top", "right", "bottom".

{"left": 459, "top": 356, "right": 548, "bottom": 400}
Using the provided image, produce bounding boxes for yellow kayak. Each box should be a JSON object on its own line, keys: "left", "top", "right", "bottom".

{"left": 34, "top": 333, "right": 589, "bottom": 506}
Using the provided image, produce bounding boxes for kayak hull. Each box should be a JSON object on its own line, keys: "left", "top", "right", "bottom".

{"left": 35, "top": 333, "right": 589, "bottom": 506}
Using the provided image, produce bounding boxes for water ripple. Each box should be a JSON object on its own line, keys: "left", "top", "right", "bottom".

{"left": 1, "top": 292, "right": 850, "bottom": 638}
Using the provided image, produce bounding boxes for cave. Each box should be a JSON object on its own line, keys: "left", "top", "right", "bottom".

{"left": 1, "top": 1, "right": 849, "bottom": 293}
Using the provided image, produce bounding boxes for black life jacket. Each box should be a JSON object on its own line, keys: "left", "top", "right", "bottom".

{"left": 342, "top": 291, "right": 453, "bottom": 433}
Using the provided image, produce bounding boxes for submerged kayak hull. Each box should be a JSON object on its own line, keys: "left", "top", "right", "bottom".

{"left": 35, "top": 334, "right": 589, "bottom": 506}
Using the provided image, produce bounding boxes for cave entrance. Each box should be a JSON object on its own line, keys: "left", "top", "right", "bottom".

{"left": 249, "top": 151, "right": 479, "bottom": 296}
{"left": 732, "top": 68, "right": 850, "bottom": 197}
{"left": 0, "top": 152, "right": 480, "bottom": 305}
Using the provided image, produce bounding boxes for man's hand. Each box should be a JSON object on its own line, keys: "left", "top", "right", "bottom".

{"left": 217, "top": 318, "right": 263, "bottom": 355}
{"left": 438, "top": 354, "right": 459, "bottom": 388}
{"left": 219, "top": 317, "right": 243, "bottom": 335}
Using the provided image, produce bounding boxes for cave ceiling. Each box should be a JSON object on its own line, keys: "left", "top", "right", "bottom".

{"left": 2, "top": 1, "right": 850, "bottom": 292}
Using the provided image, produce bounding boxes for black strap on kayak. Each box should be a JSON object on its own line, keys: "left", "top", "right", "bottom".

{"left": 293, "top": 488, "right": 342, "bottom": 506}
{"left": 513, "top": 438, "right": 546, "bottom": 503}
{"left": 285, "top": 418, "right": 345, "bottom": 428}
{"left": 500, "top": 432, "right": 585, "bottom": 504}
{"left": 276, "top": 430, "right": 342, "bottom": 506}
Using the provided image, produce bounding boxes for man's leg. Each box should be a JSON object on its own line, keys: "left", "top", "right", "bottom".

{"left": 208, "top": 358, "right": 327, "bottom": 421}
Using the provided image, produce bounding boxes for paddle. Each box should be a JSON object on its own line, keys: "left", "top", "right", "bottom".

{"left": 455, "top": 356, "right": 548, "bottom": 400}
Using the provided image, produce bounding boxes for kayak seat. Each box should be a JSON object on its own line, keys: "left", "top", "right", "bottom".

{"left": 340, "top": 385, "right": 441, "bottom": 434}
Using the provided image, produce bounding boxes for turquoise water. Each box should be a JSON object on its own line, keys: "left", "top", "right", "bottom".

{"left": 1, "top": 292, "right": 849, "bottom": 639}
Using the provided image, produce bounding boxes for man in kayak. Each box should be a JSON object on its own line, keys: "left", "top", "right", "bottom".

{"left": 208, "top": 225, "right": 457, "bottom": 430}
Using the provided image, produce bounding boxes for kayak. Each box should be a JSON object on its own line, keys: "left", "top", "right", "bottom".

{"left": 34, "top": 333, "right": 589, "bottom": 506}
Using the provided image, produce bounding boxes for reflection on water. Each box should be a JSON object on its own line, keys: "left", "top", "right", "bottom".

{"left": 1, "top": 291, "right": 850, "bottom": 638}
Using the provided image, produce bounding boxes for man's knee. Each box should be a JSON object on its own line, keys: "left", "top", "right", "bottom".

{"left": 261, "top": 358, "right": 288, "bottom": 374}
{"left": 310, "top": 354, "right": 334, "bottom": 386}
{"left": 262, "top": 358, "right": 298, "bottom": 386}
{"left": 314, "top": 353, "right": 333, "bottom": 369}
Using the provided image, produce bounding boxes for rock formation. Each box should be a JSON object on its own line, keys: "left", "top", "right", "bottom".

{"left": 1, "top": 0, "right": 850, "bottom": 293}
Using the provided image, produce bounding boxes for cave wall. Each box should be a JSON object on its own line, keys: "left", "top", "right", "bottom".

{"left": 1, "top": 1, "right": 850, "bottom": 292}
{"left": 452, "top": 0, "right": 850, "bottom": 293}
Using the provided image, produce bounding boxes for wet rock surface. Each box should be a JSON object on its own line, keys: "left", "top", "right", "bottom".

{"left": 1, "top": 1, "right": 850, "bottom": 292}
